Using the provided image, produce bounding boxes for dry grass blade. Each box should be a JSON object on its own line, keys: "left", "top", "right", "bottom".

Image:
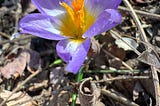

{"left": 118, "top": 6, "right": 160, "bottom": 20}
{"left": 93, "top": 76, "right": 149, "bottom": 83}
{"left": 0, "top": 67, "right": 42, "bottom": 106}
{"left": 101, "top": 89, "right": 138, "bottom": 106}
{"left": 122, "top": 0, "right": 160, "bottom": 105}
{"left": 122, "top": 0, "right": 148, "bottom": 43}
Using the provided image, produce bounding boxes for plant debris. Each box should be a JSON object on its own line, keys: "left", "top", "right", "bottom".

{"left": 0, "top": 0, "right": 160, "bottom": 105}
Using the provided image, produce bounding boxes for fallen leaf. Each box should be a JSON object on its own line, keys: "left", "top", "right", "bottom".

{"left": 138, "top": 50, "right": 160, "bottom": 69}
{"left": 0, "top": 90, "right": 33, "bottom": 106}
{"left": 108, "top": 44, "right": 126, "bottom": 60}
{"left": 0, "top": 47, "right": 41, "bottom": 79}
{"left": 115, "top": 37, "right": 139, "bottom": 51}
{"left": 0, "top": 48, "right": 27, "bottom": 79}
{"left": 78, "top": 78, "right": 104, "bottom": 106}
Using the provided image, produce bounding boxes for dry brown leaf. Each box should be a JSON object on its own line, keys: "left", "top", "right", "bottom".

{"left": 0, "top": 47, "right": 41, "bottom": 79}
{"left": 0, "top": 90, "right": 33, "bottom": 106}
{"left": 108, "top": 44, "right": 126, "bottom": 60}
{"left": 138, "top": 50, "right": 160, "bottom": 69}
{"left": 78, "top": 78, "right": 104, "bottom": 106}
{"left": 0, "top": 48, "right": 27, "bottom": 79}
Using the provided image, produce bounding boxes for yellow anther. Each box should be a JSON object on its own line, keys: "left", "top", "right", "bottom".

{"left": 60, "top": 2, "right": 75, "bottom": 22}
{"left": 59, "top": 0, "right": 95, "bottom": 39}
{"left": 72, "top": 0, "right": 85, "bottom": 29}
{"left": 60, "top": 0, "right": 85, "bottom": 30}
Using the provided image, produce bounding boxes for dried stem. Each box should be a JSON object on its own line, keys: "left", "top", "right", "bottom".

{"left": 0, "top": 67, "right": 42, "bottom": 106}
{"left": 118, "top": 6, "right": 160, "bottom": 20}
{"left": 122, "top": 0, "right": 160, "bottom": 105}
{"left": 93, "top": 75, "right": 149, "bottom": 83}
{"left": 101, "top": 89, "right": 138, "bottom": 106}
{"left": 122, "top": 0, "right": 148, "bottom": 43}
{"left": 110, "top": 30, "right": 141, "bottom": 55}
{"left": 103, "top": 49, "right": 134, "bottom": 71}
{"left": 0, "top": 35, "right": 35, "bottom": 45}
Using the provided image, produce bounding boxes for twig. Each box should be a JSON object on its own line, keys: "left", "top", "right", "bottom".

{"left": 0, "top": 35, "right": 36, "bottom": 45}
{"left": 123, "top": 0, "right": 148, "bottom": 44}
{"left": 118, "top": 6, "right": 160, "bottom": 20}
{"left": 151, "top": 66, "right": 160, "bottom": 105}
{"left": 103, "top": 49, "right": 134, "bottom": 71}
{"left": 11, "top": 92, "right": 51, "bottom": 106}
{"left": 93, "top": 75, "right": 149, "bottom": 83}
{"left": 122, "top": 0, "right": 160, "bottom": 105}
{"left": 0, "top": 67, "right": 42, "bottom": 106}
{"left": 101, "top": 89, "right": 138, "bottom": 106}
{"left": 110, "top": 30, "right": 141, "bottom": 55}
{"left": 13, "top": 0, "right": 22, "bottom": 35}
{"left": 0, "top": 32, "right": 10, "bottom": 39}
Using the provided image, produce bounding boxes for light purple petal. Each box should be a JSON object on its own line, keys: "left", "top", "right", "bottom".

{"left": 83, "top": 9, "right": 122, "bottom": 38}
{"left": 32, "top": 0, "right": 71, "bottom": 16}
{"left": 19, "top": 13, "right": 67, "bottom": 40}
{"left": 85, "top": 0, "right": 121, "bottom": 17}
{"left": 56, "top": 38, "right": 91, "bottom": 74}
{"left": 85, "top": 0, "right": 121, "bottom": 10}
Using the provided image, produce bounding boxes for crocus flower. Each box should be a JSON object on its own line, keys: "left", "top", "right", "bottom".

{"left": 19, "top": 0, "right": 122, "bottom": 74}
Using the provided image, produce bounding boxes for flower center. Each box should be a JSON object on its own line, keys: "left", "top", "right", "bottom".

{"left": 59, "top": 0, "right": 95, "bottom": 40}
{"left": 60, "top": 0, "right": 84, "bottom": 30}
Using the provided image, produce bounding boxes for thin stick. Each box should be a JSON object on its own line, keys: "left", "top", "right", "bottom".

{"left": 93, "top": 75, "right": 149, "bottom": 83}
{"left": 118, "top": 6, "right": 160, "bottom": 20}
{"left": 123, "top": 0, "right": 148, "bottom": 43}
{"left": 151, "top": 66, "right": 160, "bottom": 105}
{"left": 0, "top": 32, "right": 10, "bottom": 39}
{"left": 103, "top": 49, "right": 134, "bottom": 71}
{"left": 101, "top": 89, "right": 138, "bottom": 106}
{"left": 122, "top": 0, "right": 160, "bottom": 105}
{"left": 110, "top": 30, "right": 141, "bottom": 55}
{"left": 0, "top": 68, "right": 42, "bottom": 106}
{"left": 0, "top": 35, "right": 36, "bottom": 45}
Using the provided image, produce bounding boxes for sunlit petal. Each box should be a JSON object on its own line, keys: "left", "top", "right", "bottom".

{"left": 19, "top": 13, "right": 67, "bottom": 40}
{"left": 83, "top": 9, "right": 122, "bottom": 38}
{"left": 85, "top": 0, "right": 121, "bottom": 17}
{"left": 56, "top": 38, "right": 91, "bottom": 73}
{"left": 32, "top": 0, "right": 71, "bottom": 16}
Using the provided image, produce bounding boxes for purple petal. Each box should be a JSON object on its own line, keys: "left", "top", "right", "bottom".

{"left": 56, "top": 38, "right": 91, "bottom": 74}
{"left": 32, "top": 0, "right": 71, "bottom": 16}
{"left": 83, "top": 9, "right": 122, "bottom": 38}
{"left": 19, "top": 13, "right": 67, "bottom": 40}
{"left": 85, "top": 0, "right": 121, "bottom": 17}
{"left": 85, "top": 0, "right": 121, "bottom": 10}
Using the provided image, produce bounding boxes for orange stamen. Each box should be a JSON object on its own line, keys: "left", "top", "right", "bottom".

{"left": 72, "top": 0, "right": 84, "bottom": 11}
{"left": 60, "top": 0, "right": 85, "bottom": 29}
{"left": 59, "top": 2, "right": 75, "bottom": 22}
{"left": 60, "top": 0, "right": 93, "bottom": 39}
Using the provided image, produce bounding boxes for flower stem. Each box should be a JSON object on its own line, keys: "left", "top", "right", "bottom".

{"left": 71, "top": 66, "right": 84, "bottom": 106}
{"left": 71, "top": 93, "right": 78, "bottom": 106}
{"left": 75, "top": 66, "right": 84, "bottom": 82}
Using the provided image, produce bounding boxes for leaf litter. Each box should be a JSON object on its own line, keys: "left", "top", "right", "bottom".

{"left": 0, "top": 0, "right": 160, "bottom": 105}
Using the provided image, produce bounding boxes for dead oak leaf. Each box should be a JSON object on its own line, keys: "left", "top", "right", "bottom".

{"left": 0, "top": 89, "right": 33, "bottom": 106}
{"left": 0, "top": 47, "right": 41, "bottom": 79}
{"left": 0, "top": 49, "right": 27, "bottom": 79}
